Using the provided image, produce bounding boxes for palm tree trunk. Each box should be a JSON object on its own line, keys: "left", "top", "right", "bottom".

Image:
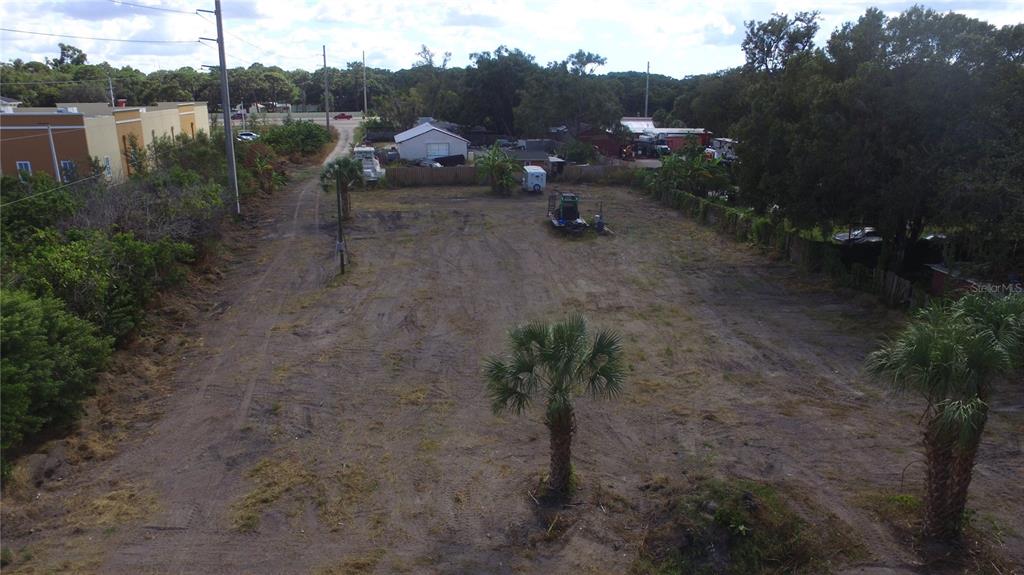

{"left": 923, "top": 413, "right": 987, "bottom": 542}
{"left": 341, "top": 185, "right": 352, "bottom": 220}
{"left": 547, "top": 407, "right": 576, "bottom": 496}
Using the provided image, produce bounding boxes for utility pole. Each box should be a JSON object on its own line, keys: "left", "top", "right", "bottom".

{"left": 199, "top": 0, "right": 240, "bottom": 215}
{"left": 334, "top": 171, "right": 346, "bottom": 274}
{"left": 323, "top": 45, "right": 329, "bottom": 129}
{"left": 107, "top": 76, "right": 114, "bottom": 107}
{"left": 362, "top": 50, "right": 368, "bottom": 115}
{"left": 46, "top": 125, "right": 60, "bottom": 180}
{"left": 644, "top": 61, "right": 650, "bottom": 118}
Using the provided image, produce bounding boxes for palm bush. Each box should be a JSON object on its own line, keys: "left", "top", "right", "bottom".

{"left": 476, "top": 144, "right": 517, "bottom": 195}
{"left": 320, "top": 156, "right": 363, "bottom": 220}
{"left": 485, "top": 315, "right": 625, "bottom": 496}
{"left": 867, "top": 292, "right": 1022, "bottom": 542}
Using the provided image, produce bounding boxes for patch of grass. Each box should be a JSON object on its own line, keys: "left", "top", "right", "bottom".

{"left": 68, "top": 484, "right": 159, "bottom": 529}
{"left": 417, "top": 438, "right": 440, "bottom": 453}
{"left": 314, "top": 549, "right": 385, "bottom": 575}
{"left": 634, "top": 477, "right": 864, "bottom": 575}
{"left": 396, "top": 387, "right": 427, "bottom": 406}
{"left": 317, "top": 464, "right": 379, "bottom": 531}
{"left": 231, "top": 457, "right": 315, "bottom": 532}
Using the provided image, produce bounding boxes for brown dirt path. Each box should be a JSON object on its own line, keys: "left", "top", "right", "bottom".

{"left": 3, "top": 178, "right": 1021, "bottom": 574}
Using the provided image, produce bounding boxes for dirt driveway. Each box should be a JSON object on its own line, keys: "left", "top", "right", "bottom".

{"left": 3, "top": 179, "right": 1022, "bottom": 574}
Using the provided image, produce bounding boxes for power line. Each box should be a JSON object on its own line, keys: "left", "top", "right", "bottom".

{"left": 0, "top": 129, "right": 88, "bottom": 144}
{"left": 0, "top": 173, "right": 103, "bottom": 208}
{"left": 0, "top": 77, "right": 139, "bottom": 86}
{"left": 194, "top": 12, "right": 320, "bottom": 64}
{"left": 108, "top": 0, "right": 197, "bottom": 15}
{"left": 0, "top": 27, "right": 201, "bottom": 44}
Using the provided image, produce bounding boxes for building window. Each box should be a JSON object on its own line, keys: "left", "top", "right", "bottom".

{"left": 60, "top": 160, "right": 77, "bottom": 183}
{"left": 15, "top": 160, "right": 32, "bottom": 181}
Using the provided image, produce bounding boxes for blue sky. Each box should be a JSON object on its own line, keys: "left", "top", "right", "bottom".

{"left": 1, "top": 0, "right": 1021, "bottom": 77}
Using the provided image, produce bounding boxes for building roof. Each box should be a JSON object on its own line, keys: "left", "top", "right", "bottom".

{"left": 0, "top": 96, "right": 22, "bottom": 106}
{"left": 508, "top": 150, "right": 549, "bottom": 162}
{"left": 620, "top": 117, "right": 656, "bottom": 133}
{"left": 394, "top": 122, "right": 469, "bottom": 144}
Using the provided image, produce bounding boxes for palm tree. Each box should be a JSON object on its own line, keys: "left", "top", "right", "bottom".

{"left": 485, "top": 314, "right": 625, "bottom": 496}
{"left": 320, "top": 156, "right": 362, "bottom": 220}
{"left": 867, "top": 294, "right": 1021, "bottom": 542}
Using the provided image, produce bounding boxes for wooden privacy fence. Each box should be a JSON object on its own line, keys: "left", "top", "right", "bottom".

{"left": 386, "top": 166, "right": 481, "bottom": 186}
{"left": 386, "top": 163, "right": 638, "bottom": 187}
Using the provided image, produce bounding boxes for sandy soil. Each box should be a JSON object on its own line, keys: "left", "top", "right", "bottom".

{"left": 3, "top": 168, "right": 1022, "bottom": 574}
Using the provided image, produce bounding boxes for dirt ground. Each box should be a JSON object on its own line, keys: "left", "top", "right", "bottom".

{"left": 3, "top": 164, "right": 1022, "bottom": 573}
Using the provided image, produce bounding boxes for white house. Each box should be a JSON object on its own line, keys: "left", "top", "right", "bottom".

{"left": 394, "top": 123, "right": 468, "bottom": 161}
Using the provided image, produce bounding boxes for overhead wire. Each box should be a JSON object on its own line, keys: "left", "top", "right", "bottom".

{"left": 0, "top": 173, "right": 104, "bottom": 208}
{"left": 107, "top": 0, "right": 197, "bottom": 15}
{"left": 0, "top": 27, "right": 201, "bottom": 44}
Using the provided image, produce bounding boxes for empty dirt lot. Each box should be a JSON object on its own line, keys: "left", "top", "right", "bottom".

{"left": 3, "top": 179, "right": 1022, "bottom": 574}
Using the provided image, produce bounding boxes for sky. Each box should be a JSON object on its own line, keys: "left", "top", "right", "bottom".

{"left": 1, "top": 0, "right": 1022, "bottom": 78}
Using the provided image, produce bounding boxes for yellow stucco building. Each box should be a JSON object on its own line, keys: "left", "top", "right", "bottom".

{"left": 0, "top": 101, "right": 210, "bottom": 181}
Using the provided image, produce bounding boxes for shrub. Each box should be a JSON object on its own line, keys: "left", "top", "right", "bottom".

{"left": 559, "top": 139, "right": 598, "bottom": 164}
{"left": 1, "top": 289, "right": 112, "bottom": 461}
{"left": 261, "top": 120, "right": 332, "bottom": 157}
{"left": 10, "top": 230, "right": 192, "bottom": 343}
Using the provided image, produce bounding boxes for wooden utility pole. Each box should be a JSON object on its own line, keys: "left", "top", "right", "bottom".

{"left": 323, "top": 45, "right": 330, "bottom": 129}
{"left": 334, "top": 171, "right": 346, "bottom": 274}
{"left": 199, "top": 0, "right": 239, "bottom": 214}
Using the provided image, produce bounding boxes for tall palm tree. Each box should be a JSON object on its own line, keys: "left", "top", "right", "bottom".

{"left": 485, "top": 315, "right": 625, "bottom": 496}
{"left": 867, "top": 295, "right": 1020, "bottom": 542}
{"left": 320, "top": 156, "right": 363, "bottom": 220}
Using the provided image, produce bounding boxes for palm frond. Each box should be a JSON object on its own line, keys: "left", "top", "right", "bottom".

{"left": 484, "top": 357, "right": 535, "bottom": 415}
{"left": 580, "top": 329, "right": 626, "bottom": 399}
{"left": 867, "top": 300, "right": 1013, "bottom": 404}
{"left": 935, "top": 397, "right": 989, "bottom": 449}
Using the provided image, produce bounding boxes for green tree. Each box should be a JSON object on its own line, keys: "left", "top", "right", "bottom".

{"left": 484, "top": 315, "right": 625, "bottom": 496}
{"left": 866, "top": 292, "right": 1022, "bottom": 542}
{"left": 475, "top": 144, "right": 517, "bottom": 195}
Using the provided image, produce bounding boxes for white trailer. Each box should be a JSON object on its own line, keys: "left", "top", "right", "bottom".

{"left": 521, "top": 165, "right": 546, "bottom": 193}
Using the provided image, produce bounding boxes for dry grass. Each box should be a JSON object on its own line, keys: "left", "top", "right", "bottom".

{"left": 316, "top": 463, "right": 379, "bottom": 532}
{"left": 313, "top": 549, "right": 385, "bottom": 575}
{"left": 231, "top": 457, "right": 315, "bottom": 532}
{"left": 70, "top": 485, "right": 158, "bottom": 528}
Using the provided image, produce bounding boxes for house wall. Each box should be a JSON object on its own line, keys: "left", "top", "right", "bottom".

{"left": 190, "top": 103, "right": 210, "bottom": 135}
{"left": 396, "top": 130, "right": 468, "bottom": 160}
{"left": 84, "top": 115, "right": 123, "bottom": 181}
{"left": 0, "top": 112, "right": 91, "bottom": 180}
{"left": 141, "top": 108, "right": 182, "bottom": 144}
{"left": 114, "top": 109, "right": 145, "bottom": 176}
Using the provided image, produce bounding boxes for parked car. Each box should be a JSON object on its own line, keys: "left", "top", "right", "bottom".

{"left": 236, "top": 131, "right": 259, "bottom": 142}
{"left": 417, "top": 159, "right": 442, "bottom": 168}
{"left": 333, "top": 112, "right": 353, "bottom": 120}
{"left": 230, "top": 112, "right": 246, "bottom": 120}
{"left": 833, "top": 226, "right": 883, "bottom": 244}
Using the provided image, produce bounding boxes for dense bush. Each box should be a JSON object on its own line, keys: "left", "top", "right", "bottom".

{"left": 559, "top": 139, "right": 598, "bottom": 164}
{"left": 261, "top": 119, "right": 333, "bottom": 157}
{"left": 8, "top": 230, "right": 192, "bottom": 343}
{"left": 1, "top": 290, "right": 112, "bottom": 461}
